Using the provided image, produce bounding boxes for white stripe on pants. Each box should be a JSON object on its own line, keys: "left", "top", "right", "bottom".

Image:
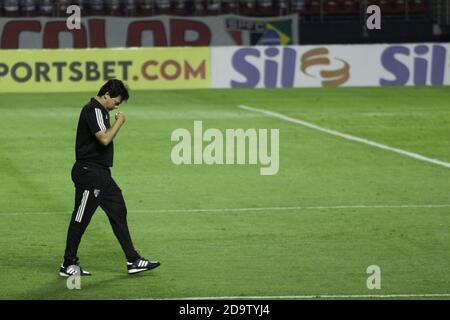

{"left": 75, "top": 190, "right": 90, "bottom": 223}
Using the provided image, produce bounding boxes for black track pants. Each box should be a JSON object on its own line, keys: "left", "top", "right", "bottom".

{"left": 63, "top": 161, "right": 141, "bottom": 264}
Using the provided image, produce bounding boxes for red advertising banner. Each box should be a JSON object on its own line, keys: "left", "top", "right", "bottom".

{"left": 0, "top": 14, "right": 298, "bottom": 49}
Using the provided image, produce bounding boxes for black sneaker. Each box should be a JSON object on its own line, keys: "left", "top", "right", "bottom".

{"left": 127, "top": 258, "right": 160, "bottom": 275}
{"left": 59, "top": 264, "right": 92, "bottom": 277}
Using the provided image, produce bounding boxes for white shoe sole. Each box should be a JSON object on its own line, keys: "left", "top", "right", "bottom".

{"left": 128, "top": 264, "right": 160, "bottom": 274}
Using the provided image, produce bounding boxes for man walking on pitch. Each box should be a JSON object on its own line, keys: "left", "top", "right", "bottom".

{"left": 60, "top": 79, "right": 160, "bottom": 276}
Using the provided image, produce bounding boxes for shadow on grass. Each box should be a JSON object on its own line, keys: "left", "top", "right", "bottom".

{"left": 13, "top": 272, "right": 160, "bottom": 300}
{"left": 6, "top": 256, "right": 160, "bottom": 300}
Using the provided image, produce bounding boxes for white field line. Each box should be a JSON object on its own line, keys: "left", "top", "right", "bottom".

{"left": 139, "top": 293, "right": 450, "bottom": 300}
{"left": 1, "top": 204, "right": 450, "bottom": 216}
{"left": 238, "top": 104, "right": 450, "bottom": 170}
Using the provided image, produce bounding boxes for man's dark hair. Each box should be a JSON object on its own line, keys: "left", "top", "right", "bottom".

{"left": 97, "top": 79, "right": 130, "bottom": 101}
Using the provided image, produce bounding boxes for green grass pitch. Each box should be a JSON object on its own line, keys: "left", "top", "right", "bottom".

{"left": 0, "top": 86, "right": 449, "bottom": 299}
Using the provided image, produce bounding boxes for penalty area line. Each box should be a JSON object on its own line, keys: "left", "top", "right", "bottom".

{"left": 138, "top": 293, "right": 450, "bottom": 300}
{"left": 238, "top": 104, "right": 450, "bottom": 170}
{"left": 1, "top": 204, "right": 450, "bottom": 216}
